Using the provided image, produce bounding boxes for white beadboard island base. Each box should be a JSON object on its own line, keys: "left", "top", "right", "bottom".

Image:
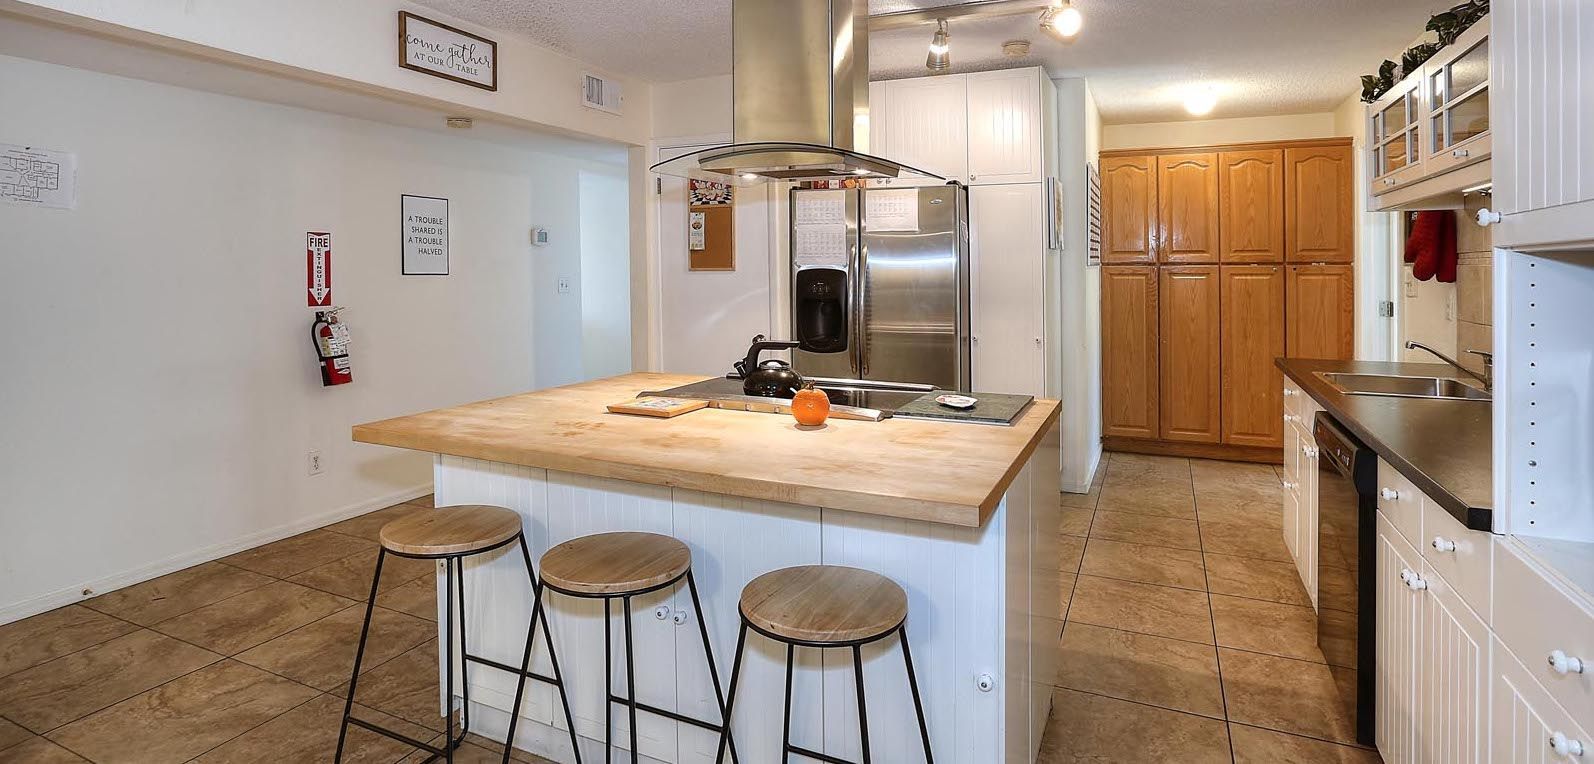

{"left": 431, "top": 445, "right": 1057, "bottom": 764}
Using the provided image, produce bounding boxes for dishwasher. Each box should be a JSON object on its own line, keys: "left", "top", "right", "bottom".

{"left": 1313, "top": 411, "right": 1376, "bottom": 747}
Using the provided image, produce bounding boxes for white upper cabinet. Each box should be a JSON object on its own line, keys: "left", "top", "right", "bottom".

{"left": 873, "top": 75, "right": 968, "bottom": 184}
{"left": 965, "top": 68, "right": 1045, "bottom": 184}
{"left": 1420, "top": 19, "right": 1491, "bottom": 177}
{"left": 1368, "top": 74, "right": 1427, "bottom": 198}
{"left": 1491, "top": 0, "right": 1594, "bottom": 250}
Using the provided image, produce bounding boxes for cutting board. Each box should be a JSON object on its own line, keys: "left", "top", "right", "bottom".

{"left": 892, "top": 392, "right": 1034, "bottom": 425}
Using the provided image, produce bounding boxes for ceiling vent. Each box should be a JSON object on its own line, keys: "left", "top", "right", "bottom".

{"left": 581, "top": 72, "right": 622, "bottom": 115}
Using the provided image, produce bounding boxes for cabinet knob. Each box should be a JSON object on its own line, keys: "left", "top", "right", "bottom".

{"left": 1380, "top": 487, "right": 1401, "bottom": 501}
{"left": 1477, "top": 208, "right": 1502, "bottom": 227}
{"left": 1284, "top": 389, "right": 1296, "bottom": 397}
{"left": 654, "top": 605, "right": 672, "bottom": 621}
{"left": 1452, "top": 148, "right": 1470, "bottom": 158}
{"left": 1432, "top": 536, "right": 1457, "bottom": 553}
{"left": 1548, "top": 650, "right": 1587, "bottom": 676}
{"left": 1408, "top": 575, "right": 1428, "bottom": 591}
{"left": 1549, "top": 732, "right": 1585, "bottom": 757}
{"left": 673, "top": 608, "right": 690, "bottom": 626}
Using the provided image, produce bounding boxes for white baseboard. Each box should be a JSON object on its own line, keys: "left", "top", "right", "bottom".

{"left": 0, "top": 483, "right": 433, "bottom": 625}
{"left": 1060, "top": 446, "right": 1104, "bottom": 494}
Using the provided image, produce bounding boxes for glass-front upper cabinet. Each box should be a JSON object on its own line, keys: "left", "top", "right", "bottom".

{"left": 1422, "top": 18, "right": 1491, "bottom": 174}
{"left": 1368, "top": 74, "right": 1425, "bottom": 195}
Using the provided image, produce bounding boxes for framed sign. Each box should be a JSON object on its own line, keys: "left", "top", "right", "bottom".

{"left": 398, "top": 11, "right": 497, "bottom": 91}
{"left": 402, "top": 195, "right": 449, "bottom": 275}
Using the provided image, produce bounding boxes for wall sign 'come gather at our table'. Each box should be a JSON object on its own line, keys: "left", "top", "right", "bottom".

{"left": 398, "top": 11, "right": 497, "bottom": 91}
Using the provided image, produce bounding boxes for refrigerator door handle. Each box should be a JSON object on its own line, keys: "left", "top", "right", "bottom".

{"left": 857, "top": 240, "right": 869, "bottom": 377}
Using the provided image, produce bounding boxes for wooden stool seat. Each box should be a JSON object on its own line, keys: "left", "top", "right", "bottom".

{"left": 739, "top": 565, "right": 908, "bottom": 644}
{"left": 539, "top": 532, "right": 691, "bottom": 595}
{"left": 378, "top": 505, "right": 522, "bottom": 557}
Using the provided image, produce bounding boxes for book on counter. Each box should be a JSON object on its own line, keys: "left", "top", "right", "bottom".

{"left": 605, "top": 397, "right": 709, "bottom": 418}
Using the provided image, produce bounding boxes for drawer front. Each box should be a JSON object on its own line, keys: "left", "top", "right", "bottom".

{"left": 1420, "top": 499, "right": 1494, "bottom": 624}
{"left": 1377, "top": 459, "right": 1423, "bottom": 552}
{"left": 1493, "top": 542, "right": 1594, "bottom": 728}
{"left": 1492, "top": 635, "right": 1593, "bottom": 764}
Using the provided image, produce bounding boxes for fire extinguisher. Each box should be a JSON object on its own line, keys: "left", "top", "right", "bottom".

{"left": 312, "top": 307, "right": 353, "bottom": 386}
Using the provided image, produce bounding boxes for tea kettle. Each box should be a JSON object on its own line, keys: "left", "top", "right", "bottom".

{"left": 734, "top": 335, "right": 804, "bottom": 398}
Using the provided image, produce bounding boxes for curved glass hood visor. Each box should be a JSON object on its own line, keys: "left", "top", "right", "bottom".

{"left": 650, "top": 141, "right": 944, "bottom": 187}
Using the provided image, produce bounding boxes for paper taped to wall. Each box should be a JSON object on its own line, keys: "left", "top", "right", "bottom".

{"left": 865, "top": 188, "right": 918, "bottom": 232}
{"left": 794, "top": 224, "right": 849, "bottom": 267}
{"left": 1, "top": 143, "right": 76, "bottom": 210}
{"left": 794, "top": 190, "right": 845, "bottom": 225}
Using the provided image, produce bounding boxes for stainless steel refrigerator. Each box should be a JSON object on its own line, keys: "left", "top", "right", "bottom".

{"left": 790, "top": 184, "right": 971, "bottom": 391}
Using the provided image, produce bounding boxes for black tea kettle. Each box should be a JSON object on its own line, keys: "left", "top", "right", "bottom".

{"left": 734, "top": 335, "right": 804, "bottom": 398}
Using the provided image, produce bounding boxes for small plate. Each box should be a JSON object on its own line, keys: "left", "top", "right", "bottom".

{"left": 935, "top": 394, "right": 978, "bottom": 410}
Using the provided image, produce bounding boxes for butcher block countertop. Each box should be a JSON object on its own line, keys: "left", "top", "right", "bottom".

{"left": 353, "top": 373, "right": 1061, "bottom": 528}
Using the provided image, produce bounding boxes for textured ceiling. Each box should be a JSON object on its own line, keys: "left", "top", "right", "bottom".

{"left": 413, "top": 0, "right": 1455, "bottom": 123}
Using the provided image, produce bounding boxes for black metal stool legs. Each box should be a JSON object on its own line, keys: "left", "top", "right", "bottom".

{"left": 335, "top": 548, "right": 385, "bottom": 762}
{"left": 899, "top": 630, "right": 934, "bottom": 764}
{"left": 502, "top": 537, "right": 583, "bottom": 764}
{"left": 851, "top": 645, "right": 871, "bottom": 764}
{"left": 623, "top": 596, "right": 640, "bottom": 763}
{"left": 444, "top": 557, "right": 457, "bottom": 764}
{"left": 685, "top": 572, "right": 739, "bottom": 764}
{"left": 714, "top": 622, "right": 750, "bottom": 764}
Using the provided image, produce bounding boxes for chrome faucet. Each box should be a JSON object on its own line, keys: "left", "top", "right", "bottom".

{"left": 1405, "top": 340, "right": 1493, "bottom": 392}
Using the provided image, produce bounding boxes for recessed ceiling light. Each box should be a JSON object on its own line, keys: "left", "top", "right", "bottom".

{"left": 926, "top": 19, "right": 951, "bottom": 72}
{"left": 740, "top": 173, "right": 758, "bottom": 180}
{"left": 1041, "top": 1, "right": 1082, "bottom": 39}
{"left": 1184, "top": 86, "right": 1218, "bottom": 116}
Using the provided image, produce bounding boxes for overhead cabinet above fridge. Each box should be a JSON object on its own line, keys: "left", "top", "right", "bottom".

{"left": 869, "top": 67, "right": 1053, "bottom": 186}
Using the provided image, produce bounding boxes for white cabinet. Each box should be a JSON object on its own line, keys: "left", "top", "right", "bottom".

{"left": 1377, "top": 511, "right": 1425, "bottom": 764}
{"left": 1419, "top": 561, "right": 1491, "bottom": 764}
{"left": 1492, "top": 635, "right": 1593, "bottom": 764}
{"left": 970, "top": 183, "right": 1046, "bottom": 396}
{"left": 1367, "top": 74, "right": 1426, "bottom": 199}
{"left": 1420, "top": 19, "right": 1492, "bottom": 178}
{"left": 873, "top": 76, "right": 968, "bottom": 184}
{"left": 965, "top": 69, "right": 1045, "bottom": 184}
{"left": 1492, "top": 0, "right": 1594, "bottom": 250}
{"left": 1280, "top": 380, "right": 1320, "bottom": 608}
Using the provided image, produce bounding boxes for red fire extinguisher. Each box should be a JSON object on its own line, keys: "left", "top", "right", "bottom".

{"left": 312, "top": 307, "right": 353, "bottom": 386}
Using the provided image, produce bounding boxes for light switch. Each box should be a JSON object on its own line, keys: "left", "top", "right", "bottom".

{"left": 557, "top": 275, "right": 572, "bottom": 294}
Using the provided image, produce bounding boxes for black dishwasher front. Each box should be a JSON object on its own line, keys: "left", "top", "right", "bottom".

{"left": 1313, "top": 411, "right": 1376, "bottom": 747}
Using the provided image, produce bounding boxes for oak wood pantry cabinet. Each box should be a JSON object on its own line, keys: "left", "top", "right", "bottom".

{"left": 1100, "top": 138, "right": 1354, "bottom": 460}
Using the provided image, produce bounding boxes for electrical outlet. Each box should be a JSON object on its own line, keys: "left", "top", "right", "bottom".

{"left": 557, "top": 275, "right": 572, "bottom": 294}
{"left": 308, "top": 450, "right": 324, "bottom": 476}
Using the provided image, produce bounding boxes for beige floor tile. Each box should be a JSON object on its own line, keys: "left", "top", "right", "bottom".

{"left": 0, "top": 606, "right": 138, "bottom": 679}
{"left": 1195, "top": 489, "right": 1284, "bottom": 527}
{"left": 324, "top": 504, "right": 428, "bottom": 543}
{"left": 152, "top": 581, "right": 354, "bottom": 655}
{"left": 402, "top": 735, "right": 556, "bottom": 764}
{"left": 82, "top": 562, "right": 274, "bottom": 627}
{"left": 1068, "top": 575, "right": 1213, "bottom": 644}
{"left": 1103, "top": 452, "right": 1192, "bottom": 484}
{"left": 236, "top": 605, "right": 435, "bottom": 692}
{"left": 1096, "top": 479, "right": 1196, "bottom": 519}
{"left": 1055, "top": 622, "right": 1224, "bottom": 718}
{"left": 46, "top": 660, "right": 318, "bottom": 763}
{"left": 377, "top": 578, "right": 439, "bottom": 622}
{"left": 1037, "top": 505, "right": 1095, "bottom": 537}
{"left": 193, "top": 693, "right": 429, "bottom": 764}
{"left": 1220, "top": 648, "right": 1359, "bottom": 745}
{"left": 0, "top": 630, "right": 220, "bottom": 733}
{"left": 1057, "top": 489, "right": 1099, "bottom": 510}
{"left": 1204, "top": 553, "right": 1312, "bottom": 606}
{"left": 220, "top": 530, "right": 374, "bottom": 579}
{"left": 1229, "top": 723, "right": 1381, "bottom": 763}
{"left": 1191, "top": 458, "right": 1279, "bottom": 491}
{"left": 1089, "top": 511, "right": 1202, "bottom": 551}
{"left": 288, "top": 549, "right": 437, "bottom": 601}
{"left": 1199, "top": 518, "right": 1294, "bottom": 562}
{"left": 1212, "top": 594, "right": 1325, "bottom": 663}
{"left": 352, "top": 640, "right": 447, "bottom": 732}
{"left": 1036, "top": 688, "right": 1230, "bottom": 763}
{"left": 1036, "top": 533, "right": 1086, "bottom": 572}
{"left": 1080, "top": 539, "right": 1207, "bottom": 590}
{"left": 0, "top": 737, "right": 88, "bottom": 763}
{"left": 0, "top": 718, "right": 29, "bottom": 751}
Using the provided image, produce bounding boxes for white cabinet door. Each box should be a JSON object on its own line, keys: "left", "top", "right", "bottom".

{"left": 970, "top": 183, "right": 1046, "bottom": 396}
{"left": 1376, "top": 511, "right": 1423, "bottom": 764}
{"left": 1296, "top": 425, "right": 1320, "bottom": 608}
{"left": 1282, "top": 420, "right": 1301, "bottom": 559}
{"left": 965, "top": 69, "right": 1043, "bottom": 185}
{"left": 875, "top": 76, "right": 968, "bottom": 184}
{"left": 1418, "top": 563, "right": 1490, "bottom": 764}
{"left": 1492, "top": 635, "right": 1594, "bottom": 764}
{"left": 865, "top": 80, "right": 887, "bottom": 156}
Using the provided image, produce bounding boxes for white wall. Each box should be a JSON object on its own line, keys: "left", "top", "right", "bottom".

{"left": 579, "top": 171, "right": 633, "bottom": 379}
{"left": 651, "top": 75, "right": 734, "bottom": 140}
{"left": 0, "top": 54, "right": 625, "bottom": 621}
{"left": 1102, "top": 112, "right": 1339, "bottom": 150}
{"left": 1334, "top": 91, "right": 1399, "bottom": 361}
{"left": 1055, "top": 78, "right": 1105, "bottom": 493}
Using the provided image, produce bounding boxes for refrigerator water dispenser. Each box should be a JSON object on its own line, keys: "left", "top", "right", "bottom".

{"left": 794, "top": 268, "right": 848, "bottom": 354}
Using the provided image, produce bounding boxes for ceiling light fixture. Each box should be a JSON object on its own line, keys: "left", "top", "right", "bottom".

{"left": 1184, "top": 86, "right": 1218, "bottom": 116}
{"left": 926, "top": 19, "right": 951, "bottom": 73}
{"left": 1040, "top": 0, "right": 1082, "bottom": 39}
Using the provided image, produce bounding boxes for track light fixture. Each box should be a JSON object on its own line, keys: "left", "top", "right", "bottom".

{"left": 926, "top": 19, "right": 951, "bottom": 72}
{"left": 1040, "top": 0, "right": 1083, "bottom": 39}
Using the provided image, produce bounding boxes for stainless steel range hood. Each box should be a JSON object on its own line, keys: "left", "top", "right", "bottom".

{"left": 650, "top": 0, "right": 942, "bottom": 186}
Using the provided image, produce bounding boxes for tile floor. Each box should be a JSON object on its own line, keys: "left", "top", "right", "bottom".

{"left": 0, "top": 454, "right": 1379, "bottom": 763}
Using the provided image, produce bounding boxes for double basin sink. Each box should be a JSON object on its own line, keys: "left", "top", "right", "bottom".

{"left": 1317, "top": 372, "right": 1491, "bottom": 402}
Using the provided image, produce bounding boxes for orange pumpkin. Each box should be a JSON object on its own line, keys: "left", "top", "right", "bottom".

{"left": 791, "top": 383, "right": 831, "bottom": 426}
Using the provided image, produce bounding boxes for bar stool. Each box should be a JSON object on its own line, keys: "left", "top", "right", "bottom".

{"left": 716, "top": 565, "right": 933, "bottom": 764}
{"left": 537, "top": 531, "right": 738, "bottom": 763}
{"left": 336, "top": 505, "right": 582, "bottom": 764}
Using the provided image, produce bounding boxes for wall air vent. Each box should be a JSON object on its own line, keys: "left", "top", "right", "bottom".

{"left": 581, "top": 73, "right": 622, "bottom": 115}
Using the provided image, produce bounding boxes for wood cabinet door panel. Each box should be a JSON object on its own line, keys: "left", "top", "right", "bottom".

{"left": 1220, "top": 265, "right": 1285, "bottom": 446}
{"left": 1219, "top": 150, "right": 1284, "bottom": 263}
{"left": 1101, "top": 266, "right": 1159, "bottom": 438}
{"left": 1101, "top": 156, "right": 1158, "bottom": 263}
{"left": 1159, "top": 266, "right": 1221, "bottom": 442}
{"left": 1158, "top": 153, "right": 1220, "bottom": 263}
{"left": 1286, "top": 146, "right": 1354, "bottom": 263}
{"left": 1287, "top": 264, "right": 1355, "bottom": 360}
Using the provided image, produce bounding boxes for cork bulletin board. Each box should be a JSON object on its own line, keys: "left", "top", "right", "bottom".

{"left": 688, "top": 180, "right": 734, "bottom": 271}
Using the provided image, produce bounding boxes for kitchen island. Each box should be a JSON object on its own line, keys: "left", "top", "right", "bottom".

{"left": 352, "top": 373, "right": 1061, "bottom": 764}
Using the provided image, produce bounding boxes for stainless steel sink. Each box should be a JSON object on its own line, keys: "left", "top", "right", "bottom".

{"left": 1317, "top": 372, "right": 1491, "bottom": 401}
